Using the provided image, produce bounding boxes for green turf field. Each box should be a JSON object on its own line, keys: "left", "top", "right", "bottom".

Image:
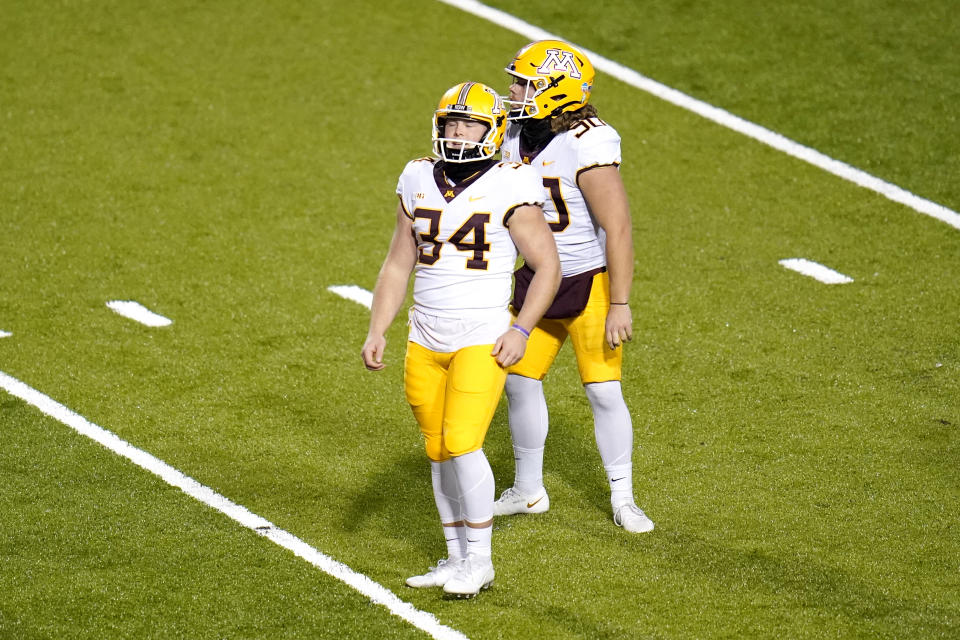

{"left": 2, "top": 1, "right": 957, "bottom": 638}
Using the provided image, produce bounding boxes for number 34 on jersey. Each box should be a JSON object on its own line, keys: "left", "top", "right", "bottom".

{"left": 396, "top": 157, "right": 544, "bottom": 312}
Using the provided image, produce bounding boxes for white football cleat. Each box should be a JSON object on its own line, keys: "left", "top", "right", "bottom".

{"left": 492, "top": 486, "right": 550, "bottom": 516}
{"left": 442, "top": 554, "right": 494, "bottom": 597}
{"left": 405, "top": 558, "right": 461, "bottom": 588}
{"left": 613, "top": 503, "right": 655, "bottom": 533}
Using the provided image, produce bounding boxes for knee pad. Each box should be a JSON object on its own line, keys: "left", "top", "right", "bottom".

{"left": 584, "top": 380, "right": 624, "bottom": 411}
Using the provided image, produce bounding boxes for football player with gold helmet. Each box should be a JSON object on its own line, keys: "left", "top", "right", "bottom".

{"left": 361, "top": 81, "right": 560, "bottom": 596}
{"left": 493, "top": 40, "right": 655, "bottom": 533}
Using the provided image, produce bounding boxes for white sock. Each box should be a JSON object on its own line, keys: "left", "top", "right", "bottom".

{"left": 505, "top": 374, "right": 548, "bottom": 495}
{"left": 604, "top": 463, "right": 634, "bottom": 509}
{"left": 464, "top": 522, "right": 493, "bottom": 560}
{"left": 444, "top": 525, "right": 465, "bottom": 561}
{"left": 584, "top": 381, "right": 635, "bottom": 507}
{"left": 431, "top": 460, "right": 465, "bottom": 559}
{"left": 451, "top": 450, "right": 495, "bottom": 558}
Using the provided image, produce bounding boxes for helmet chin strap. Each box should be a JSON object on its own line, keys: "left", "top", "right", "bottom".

{"left": 445, "top": 143, "right": 485, "bottom": 162}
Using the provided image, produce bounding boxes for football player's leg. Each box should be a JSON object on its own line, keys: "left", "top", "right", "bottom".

{"left": 441, "top": 345, "right": 505, "bottom": 563}
{"left": 569, "top": 272, "right": 623, "bottom": 386}
{"left": 432, "top": 460, "right": 465, "bottom": 559}
{"left": 497, "top": 320, "right": 565, "bottom": 514}
{"left": 442, "top": 344, "right": 507, "bottom": 459}
{"left": 583, "top": 380, "right": 633, "bottom": 505}
{"left": 582, "top": 380, "right": 654, "bottom": 533}
{"left": 405, "top": 341, "right": 451, "bottom": 462}
{"left": 450, "top": 450, "right": 495, "bottom": 570}
{"left": 404, "top": 343, "right": 465, "bottom": 587}
{"left": 504, "top": 375, "right": 548, "bottom": 494}
{"left": 567, "top": 274, "right": 630, "bottom": 492}
{"left": 443, "top": 448, "right": 497, "bottom": 596}
{"left": 569, "top": 274, "right": 653, "bottom": 531}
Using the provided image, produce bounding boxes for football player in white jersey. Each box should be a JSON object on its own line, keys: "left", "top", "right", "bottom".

{"left": 361, "top": 82, "right": 560, "bottom": 597}
{"left": 492, "top": 40, "right": 655, "bottom": 533}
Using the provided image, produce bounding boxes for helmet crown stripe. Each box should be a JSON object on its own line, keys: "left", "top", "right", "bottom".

{"left": 454, "top": 82, "right": 475, "bottom": 111}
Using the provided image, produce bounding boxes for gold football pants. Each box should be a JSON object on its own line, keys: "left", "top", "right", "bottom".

{"left": 404, "top": 341, "right": 507, "bottom": 462}
{"left": 508, "top": 271, "right": 623, "bottom": 383}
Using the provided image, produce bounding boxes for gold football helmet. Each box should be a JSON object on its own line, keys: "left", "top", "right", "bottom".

{"left": 432, "top": 82, "right": 507, "bottom": 162}
{"left": 504, "top": 39, "right": 595, "bottom": 120}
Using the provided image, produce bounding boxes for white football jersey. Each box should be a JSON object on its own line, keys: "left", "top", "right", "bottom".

{"left": 395, "top": 158, "right": 543, "bottom": 349}
{"left": 501, "top": 118, "right": 622, "bottom": 277}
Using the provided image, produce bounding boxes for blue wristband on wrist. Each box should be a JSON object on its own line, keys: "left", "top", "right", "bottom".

{"left": 510, "top": 323, "right": 530, "bottom": 338}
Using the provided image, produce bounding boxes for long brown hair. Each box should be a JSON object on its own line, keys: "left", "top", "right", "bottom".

{"left": 551, "top": 104, "right": 599, "bottom": 133}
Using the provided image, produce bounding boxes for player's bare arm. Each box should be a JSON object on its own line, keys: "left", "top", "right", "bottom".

{"left": 578, "top": 165, "right": 634, "bottom": 349}
{"left": 492, "top": 203, "right": 561, "bottom": 367}
{"left": 362, "top": 203, "right": 417, "bottom": 371}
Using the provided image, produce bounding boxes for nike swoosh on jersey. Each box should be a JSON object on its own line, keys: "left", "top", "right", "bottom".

{"left": 542, "top": 160, "right": 555, "bottom": 166}
{"left": 469, "top": 195, "right": 486, "bottom": 201}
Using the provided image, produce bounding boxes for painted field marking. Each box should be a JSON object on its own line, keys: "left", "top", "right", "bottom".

{"left": 0, "top": 370, "right": 469, "bottom": 640}
{"left": 437, "top": 0, "right": 960, "bottom": 232}
{"left": 0, "top": 330, "right": 11, "bottom": 339}
{"left": 328, "top": 285, "right": 373, "bottom": 309}
{"left": 106, "top": 300, "right": 172, "bottom": 327}
{"left": 779, "top": 258, "right": 854, "bottom": 284}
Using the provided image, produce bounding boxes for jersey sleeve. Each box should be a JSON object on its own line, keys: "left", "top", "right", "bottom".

{"left": 576, "top": 123, "right": 622, "bottom": 171}
{"left": 511, "top": 162, "right": 546, "bottom": 208}
{"left": 395, "top": 158, "right": 433, "bottom": 219}
{"left": 501, "top": 163, "right": 546, "bottom": 226}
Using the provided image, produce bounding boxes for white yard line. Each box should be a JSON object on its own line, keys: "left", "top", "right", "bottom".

{"left": 106, "top": 300, "right": 173, "bottom": 327}
{"left": 0, "top": 370, "right": 468, "bottom": 640}
{"left": 779, "top": 258, "right": 854, "bottom": 284}
{"left": 0, "top": 330, "right": 11, "bottom": 338}
{"left": 437, "top": 0, "right": 960, "bottom": 232}
{"left": 328, "top": 285, "right": 374, "bottom": 309}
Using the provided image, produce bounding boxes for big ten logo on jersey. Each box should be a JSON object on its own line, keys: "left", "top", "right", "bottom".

{"left": 537, "top": 49, "right": 581, "bottom": 79}
{"left": 571, "top": 117, "right": 607, "bottom": 139}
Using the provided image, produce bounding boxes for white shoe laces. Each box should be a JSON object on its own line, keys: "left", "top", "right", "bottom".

{"left": 615, "top": 504, "right": 646, "bottom": 524}
{"left": 499, "top": 487, "right": 522, "bottom": 501}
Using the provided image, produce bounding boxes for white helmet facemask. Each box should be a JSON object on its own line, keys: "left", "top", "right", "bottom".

{"left": 502, "top": 73, "right": 541, "bottom": 120}
{"left": 432, "top": 118, "right": 496, "bottom": 163}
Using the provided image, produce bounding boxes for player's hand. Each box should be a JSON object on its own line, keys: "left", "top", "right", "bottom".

{"left": 605, "top": 304, "right": 633, "bottom": 350}
{"left": 492, "top": 329, "right": 527, "bottom": 368}
{"left": 361, "top": 335, "right": 387, "bottom": 371}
